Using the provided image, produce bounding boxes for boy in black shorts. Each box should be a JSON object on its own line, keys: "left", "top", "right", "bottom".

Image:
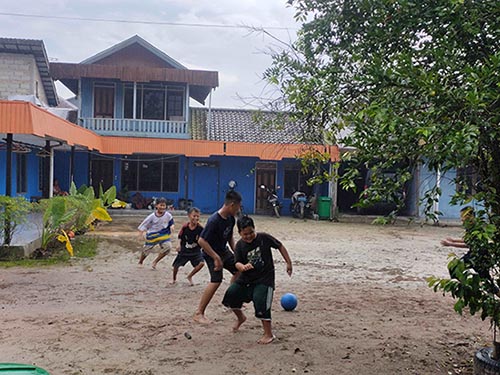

{"left": 193, "top": 190, "right": 242, "bottom": 324}
{"left": 222, "top": 215, "right": 292, "bottom": 344}
{"left": 172, "top": 207, "right": 205, "bottom": 286}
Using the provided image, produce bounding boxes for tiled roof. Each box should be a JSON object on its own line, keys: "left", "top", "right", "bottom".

{"left": 190, "top": 107, "right": 322, "bottom": 144}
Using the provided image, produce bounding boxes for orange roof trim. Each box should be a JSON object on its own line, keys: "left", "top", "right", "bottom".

{"left": 0, "top": 101, "right": 339, "bottom": 161}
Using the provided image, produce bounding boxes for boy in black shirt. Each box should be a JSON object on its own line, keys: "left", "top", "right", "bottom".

{"left": 222, "top": 215, "right": 293, "bottom": 344}
{"left": 193, "top": 190, "right": 242, "bottom": 324}
{"left": 172, "top": 207, "right": 205, "bottom": 286}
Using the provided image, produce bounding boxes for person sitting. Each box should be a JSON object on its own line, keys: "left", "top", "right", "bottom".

{"left": 53, "top": 179, "right": 68, "bottom": 196}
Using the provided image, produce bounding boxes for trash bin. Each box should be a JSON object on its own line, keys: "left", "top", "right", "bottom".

{"left": 0, "top": 363, "right": 50, "bottom": 374}
{"left": 317, "top": 196, "right": 332, "bottom": 220}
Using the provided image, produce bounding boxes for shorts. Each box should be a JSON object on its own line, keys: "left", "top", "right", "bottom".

{"left": 142, "top": 241, "right": 172, "bottom": 256}
{"left": 222, "top": 283, "right": 274, "bottom": 320}
{"left": 203, "top": 249, "right": 238, "bottom": 283}
{"left": 172, "top": 252, "right": 204, "bottom": 268}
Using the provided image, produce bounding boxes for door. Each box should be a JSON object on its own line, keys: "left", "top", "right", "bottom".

{"left": 255, "top": 162, "right": 277, "bottom": 215}
{"left": 91, "top": 159, "right": 114, "bottom": 194}
{"left": 191, "top": 161, "right": 219, "bottom": 214}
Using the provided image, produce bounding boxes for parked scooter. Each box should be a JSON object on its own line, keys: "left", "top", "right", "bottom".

{"left": 260, "top": 184, "right": 282, "bottom": 218}
{"left": 290, "top": 191, "right": 316, "bottom": 219}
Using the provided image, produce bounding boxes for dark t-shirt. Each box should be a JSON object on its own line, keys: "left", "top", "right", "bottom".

{"left": 178, "top": 223, "right": 203, "bottom": 255}
{"left": 200, "top": 212, "right": 235, "bottom": 256}
{"left": 234, "top": 232, "right": 282, "bottom": 288}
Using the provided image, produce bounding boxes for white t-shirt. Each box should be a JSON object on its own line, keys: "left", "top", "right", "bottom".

{"left": 138, "top": 211, "right": 174, "bottom": 234}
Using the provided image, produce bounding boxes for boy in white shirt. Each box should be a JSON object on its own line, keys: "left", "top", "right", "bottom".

{"left": 138, "top": 198, "right": 175, "bottom": 269}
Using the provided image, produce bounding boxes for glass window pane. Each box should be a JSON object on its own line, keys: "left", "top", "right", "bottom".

{"left": 167, "top": 88, "right": 184, "bottom": 119}
{"left": 142, "top": 89, "right": 165, "bottom": 120}
{"left": 162, "top": 159, "right": 179, "bottom": 192}
{"left": 124, "top": 87, "right": 133, "bottom": 119}
{"left": 121, "top": 159, "right": 138, "bottom": 191}
{"left": 138, "top": 157, "right": 162, "bottom": 191}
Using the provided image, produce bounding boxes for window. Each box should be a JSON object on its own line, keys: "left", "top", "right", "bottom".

{"left": 123, "top": 84, "right": 185, "bottom": 120}
{"left": 123, "top": 86, "right": 141, "bottom": 119}
{"left": 167, "top": 88, "right": 184, "bottom": 119}
{"left": 16, "top": 154, "right": 27, "bottom": 193}
{"left": 121, "top": 159, "right": 138, "bottom": 192}
{"left": 121, "top": 155, "right": 179, "bottom": 192}
{"left": 138, "top": 159, "right": 162, "bottom": 191}
{"left": 94, "top": 84, "right": 115, "bottom": 118}
{"left": 162, "top": 160, "right": 179, "bottom": 192}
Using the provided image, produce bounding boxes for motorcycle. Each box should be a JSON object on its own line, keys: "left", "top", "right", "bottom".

{"left": 290, "top": 191, "right": 316, "bottom": 219}
{"left": 260, "top": 184, "right": 282, "bottom": 218}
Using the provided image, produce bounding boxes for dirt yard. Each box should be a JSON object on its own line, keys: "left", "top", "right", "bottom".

{"left": 0, "top": 214, "right": 492, "bottom": 374}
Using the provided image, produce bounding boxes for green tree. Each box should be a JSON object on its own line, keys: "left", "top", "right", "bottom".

{"left": 265, "top": 0, "right": 500, "bottom": 349}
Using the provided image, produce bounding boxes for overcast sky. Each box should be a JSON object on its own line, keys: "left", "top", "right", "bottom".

{"left": 0, "top": 0, "right": 301, "bottom": 109}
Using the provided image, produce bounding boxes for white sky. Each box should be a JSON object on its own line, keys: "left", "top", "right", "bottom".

{"left": 0, "top": 0, "right": 301, "bottom": 108}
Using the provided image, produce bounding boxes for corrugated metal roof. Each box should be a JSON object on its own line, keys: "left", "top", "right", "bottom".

{"left": 0, "top": 37, "right": 58, "bottom": 107}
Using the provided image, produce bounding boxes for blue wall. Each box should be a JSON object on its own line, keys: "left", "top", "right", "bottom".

{"left": 419, "top": 165, "right": 476, "bottom": 219}
{"left": 0, "top": 147, "right": 337, "bottom": 217}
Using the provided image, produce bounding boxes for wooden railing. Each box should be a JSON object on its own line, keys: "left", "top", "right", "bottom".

{"left": 80, "top": 118, "right": 190, "bottom": 138}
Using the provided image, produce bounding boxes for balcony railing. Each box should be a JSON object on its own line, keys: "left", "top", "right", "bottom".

{"left": 80, "top": 118, "right": 190, "bottom": 139}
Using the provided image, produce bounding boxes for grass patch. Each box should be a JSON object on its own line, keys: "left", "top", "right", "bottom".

{"left": 0, "top": 235, "right": 99, "bottom": 268}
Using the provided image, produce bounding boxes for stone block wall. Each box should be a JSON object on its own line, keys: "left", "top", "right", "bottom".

{"left": 0, "top": 53, "right": 49, "bottom": 106}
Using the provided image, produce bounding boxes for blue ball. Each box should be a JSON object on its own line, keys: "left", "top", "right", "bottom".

{"left": 281, "top": 293, "right": 298, "bottom": 311}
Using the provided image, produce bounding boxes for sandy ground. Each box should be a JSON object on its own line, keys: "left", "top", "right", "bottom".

{"left": 0, "top": 214, "right": 492, "bottom": 375}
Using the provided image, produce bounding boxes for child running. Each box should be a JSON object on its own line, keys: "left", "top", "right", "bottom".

{"left": 222, "top": 215, "right": 293, "bottom": 344}
{"left": 138, "top": 197, "right": 175, "bottom": 269}
{"left": 172, "top": 207, "right": 205, "bottom": 285}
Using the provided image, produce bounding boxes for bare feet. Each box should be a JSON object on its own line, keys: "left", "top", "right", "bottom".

{"left": 170, "top": 280, "right": 176, "bottom": 284}
{"left": 232, "top": 313, "right": 247, "bottom": 332}
{"left": 187, "top": 275, "right": 194, "bottom": 286}
{"left": 257, "top": 335, "right": 275, "bottom": 344}
{"left": 151, "top": 262, "right": 157, "bottom": 270}
{"left": 193, "top": 313, "right": 211, "bottom": 324}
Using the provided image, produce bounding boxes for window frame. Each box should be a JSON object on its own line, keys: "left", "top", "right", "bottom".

{"left": 121, "top": 155, "right": 179, "bottom": 192}
{"left": 123, "top": 83, "right": 185, "bottom": 120}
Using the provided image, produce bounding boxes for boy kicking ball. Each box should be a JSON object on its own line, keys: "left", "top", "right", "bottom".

{"left": 222, "top": 215, "right": 292, "bottom": 344}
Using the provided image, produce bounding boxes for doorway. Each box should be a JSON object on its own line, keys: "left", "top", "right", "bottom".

{"left": 255, "top": 162, "right": 277, "bottom": 215}
{"left": 90, "top": 159, "right": 114, "bottom": 193}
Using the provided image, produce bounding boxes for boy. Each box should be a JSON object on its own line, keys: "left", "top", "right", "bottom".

{"left": 222, "top": 215, "right": 293, "bottom": 344}
{"left": 441, "top": 206, "right": 474, "bottom": 248}
{"left": 193, "top": 190, "right": 242, "bottom": 324}
{"left": 172, "top": 207, "right": 205, "bottom": 285}
{"left": 138, "top": 197, "right": 175, "bottom": 269}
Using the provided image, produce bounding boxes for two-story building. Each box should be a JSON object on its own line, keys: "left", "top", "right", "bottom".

{"left": 0, "top": 35, "right": 337, "bottom": 216}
